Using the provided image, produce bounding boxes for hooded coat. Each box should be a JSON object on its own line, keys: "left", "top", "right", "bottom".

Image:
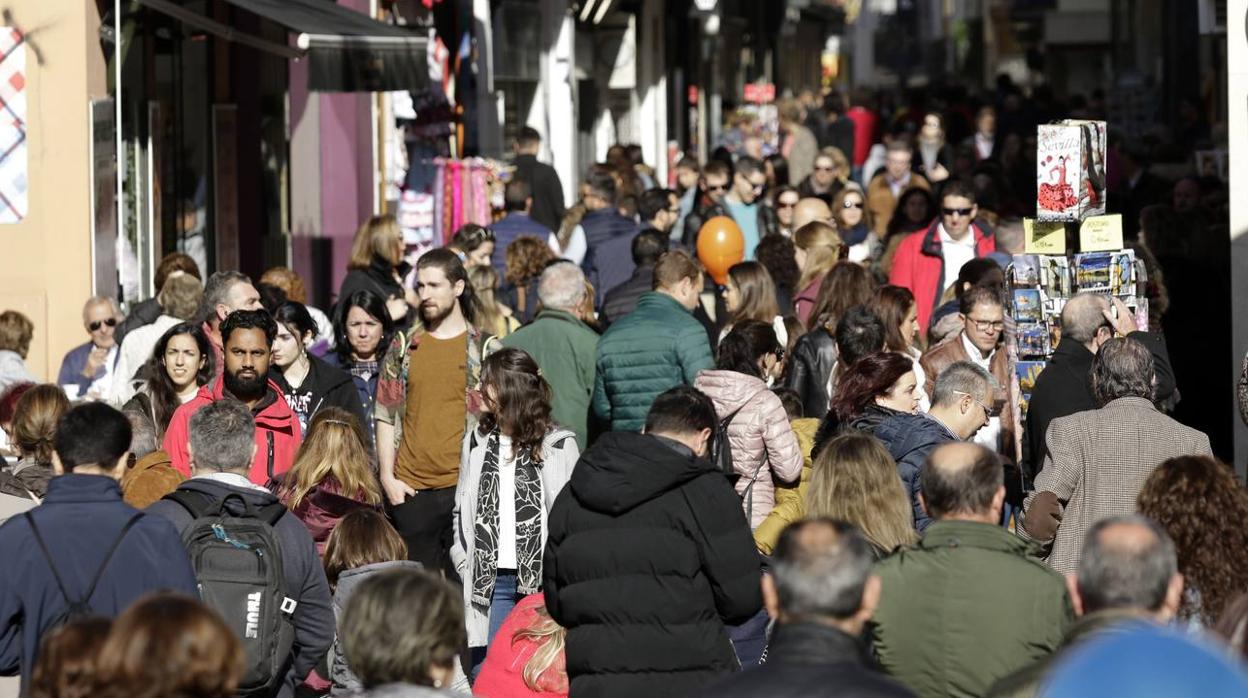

{"left": 543, "top": 432, "right": 763, "bottom": 698}
{"left": 328, "top": 560, "right": 426, "bottom": 696}
{"left": 162, "top": 376, "right": 303, "bottom": 485}
{"left": 872, "top": 412, "right": 959, "bottom": 532}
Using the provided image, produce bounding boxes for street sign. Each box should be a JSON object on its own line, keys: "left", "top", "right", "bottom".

{"left": 743, "top": 83, "right": 775, "bottom": 104}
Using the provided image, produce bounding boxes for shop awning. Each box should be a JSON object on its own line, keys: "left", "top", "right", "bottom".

{"left": 138, "top": 0, "right": 428, "bottom": 92}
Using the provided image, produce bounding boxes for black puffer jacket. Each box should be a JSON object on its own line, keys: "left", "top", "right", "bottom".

{"left": 785, "top": 328, "right": 838, "bottom": 420}
{"left": 543, "top": 432, "right": 763, "bottom": 698}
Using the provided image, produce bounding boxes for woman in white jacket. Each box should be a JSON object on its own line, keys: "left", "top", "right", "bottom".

{"left": 450, "top": 347, "right": 579, "bottom": 676}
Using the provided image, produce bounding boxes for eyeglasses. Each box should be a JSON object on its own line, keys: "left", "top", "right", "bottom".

{"left": 843, "top": 201, "right": 864, "bottom": 209}
{"left": 955, "top": 390, "right": 999, "bottom": 418}
{"left": 966, "top": 317, "right": 1005, "bottom": 333}
{"left": 942, "top": 207, "right": 974, "bottom": 217}
{"left": 706, "top": 183, "right": 729, "bottom": 193}
{"left": 774, "top": 347, "right": 786, "bottom": 362}
{"left": 750, "top": 182, "right": 766, "bottom": 193}
{"left": 88, "top": 318, "right": 118, "bottom": 332}
{"left": 666, "top": 207, "right": 681, "bottom": 215}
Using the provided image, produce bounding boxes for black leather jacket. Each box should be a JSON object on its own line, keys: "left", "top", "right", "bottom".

{"left": 783, "top": 328, "right": 838, "bottom": 420}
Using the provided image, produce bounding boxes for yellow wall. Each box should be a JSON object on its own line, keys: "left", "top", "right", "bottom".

{"left": 0, "top": 2, "right": 108, "bottom": 381}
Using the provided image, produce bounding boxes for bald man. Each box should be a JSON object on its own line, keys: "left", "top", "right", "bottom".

{"left": 1025, "top": 292, "right": 1175, "bottom": 473}
{"left": 792, "top": 197, "right": 833, "bottom": 231}
{"left": 868, "top": 442, "right": 1071, "bottom": 698}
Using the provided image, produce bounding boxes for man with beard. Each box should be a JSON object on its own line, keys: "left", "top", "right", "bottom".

{"left": 162, "top": 309, "right": 302, "bottom": 485}
{"left": 376, "top": 248, "right": 494, "bottom": 574}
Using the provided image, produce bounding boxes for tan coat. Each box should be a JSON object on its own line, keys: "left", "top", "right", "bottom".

{"left": 121, "top": 450, "right": 186, "bottom": 509}
{"left": 866, "top": 172, "right": 930, "bottom": 236}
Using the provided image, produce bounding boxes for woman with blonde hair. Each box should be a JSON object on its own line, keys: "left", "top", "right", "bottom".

{"left": 474, "top": 593, "right": 569, "bottom": 697}
{"left": 504, "top": 235, "right": 557, "bottom": 324}
{"left": 806, "top": 431, "right": 917, "bottom": 557}
{"left": 277, "top": 407, "right": 383, "bottom": 552}
{"left": 791, "top": 222, "right": 843, "bottom": 326}
{"left": 339, "top": 214, "right": 414, "bottom": 323}
{"left": 469, "top": 265, "right": 520, "bottom": 338}
{"left": 4, "top": 384, "right": 70, "bottom": 500}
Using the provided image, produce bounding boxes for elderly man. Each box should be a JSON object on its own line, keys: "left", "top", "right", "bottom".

{"left": 988, "top": 515, "right": 1184, "bottom": 697}
{"left": 501, "top": 262, "right": 600, "bottom": 448}
{"left": 57, "top": 296, "right": 123, "bottom": 400}
{"left": 919, "top": 286, "right": 1014, "bottom": 462}
{"left": 1026, "top": 293, "right": 1175, "bottom": 472}
{"left": 1020, "top": 338, "right": 1211, "bottom": 574}
{"left": 869, "top": 442, "right": 1072, "bottom": 698}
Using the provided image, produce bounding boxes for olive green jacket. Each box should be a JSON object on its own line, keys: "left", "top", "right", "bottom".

{"left": 868, "top": 520, "right": 1073, "bottom": 698}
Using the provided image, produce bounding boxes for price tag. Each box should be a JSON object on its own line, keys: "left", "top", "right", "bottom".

{"left": 1079, "top": 214, "right": 1124, "bottom": 252}
{"left": 1024, "top": 218, "right": 1066, "bottom": 254}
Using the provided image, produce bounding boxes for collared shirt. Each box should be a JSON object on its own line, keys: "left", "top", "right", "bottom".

{"left": 888, "top": 171, "right": 912, "bottom": 198}
{"left": 959, "top": 331, "right": 1003, "bottom": 453}
{"left": 938, "top": 222, "right": 978, "bottom": 295}
{"left": 975, "top": 132, "right": 994, "bottom": 160}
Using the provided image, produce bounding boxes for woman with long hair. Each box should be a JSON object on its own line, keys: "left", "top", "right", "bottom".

{"left": 277, "top": 408, "right": 383, "bottom": 552}
{"left": 452, "top": 348, "right": 579, "bottom": 672}
{"left": 91, "top": 593, "right": 244, "bottom": 698}
{"left": 832, "top": 186, "right": 877, "bottom": 264}
{"left": 694, "top": 321, "right": 803, "bottom": 528}
{"left": 451, "top": 223, "right": 497, "bottom": 269}
{"left": 720, "top": 262, "right": 786, "bottom": 347}
{"left": 123, "top": 323, "right": 212, "bottom": 445}
{"left": 755, "top": 233, "right": 800, "bottom": 314}
{"left": 324, "top": 508, "right": 426, "bottom": 695}
{"left": 785, "top": 262, "right": 876, "bottom": 419}
{"left": 470, "top": 265, "right": 520, "bottom": 338}
{"left": 792, "top": 222, "right": 843, "bottom": 326}
{"left": 869, "top": 284, "right": 929, "bottom": 409}
{"left": 474, "top": 593, "right": 569, "bottom": 697}
{"left": 504, "top": 236, "right": 557, "bottom": 324}
{"left": 1137, "top": 455, "right": 1248, "bottom": 626}
{"left": 3, "top": 384, "right": 69, "bottom": 500}
{"left": 340, "top": 214, "right": 414, "bottom": 324}
{"left": 271, "top": 302, "right": 366, "bottom": 432}
{"left": 806, "top": 432, "right": 918, "bottom": 557}
{"left": 326, "top": 290, "right": 394, "bottom": 448}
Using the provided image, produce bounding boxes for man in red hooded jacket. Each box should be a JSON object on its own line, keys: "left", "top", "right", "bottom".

{"left": 889, "top": 180, "right": 996, "bottom": 333}
{"left": 163, "top": 309, "right": 301, "bottom": 484}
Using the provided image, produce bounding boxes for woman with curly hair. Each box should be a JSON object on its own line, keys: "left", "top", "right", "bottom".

{"left": 1137, "top": 455, "right": 1248, "bottom": 626}
{"left": 450, "top": 348, "right": 579, "bottom": 674}
{"left": 504, "top": 236, "right": 557, "bottom": 325}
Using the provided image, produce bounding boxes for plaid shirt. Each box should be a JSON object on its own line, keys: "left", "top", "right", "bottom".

{"left": 374, "top": 321, "right": 496, "bottom": 454}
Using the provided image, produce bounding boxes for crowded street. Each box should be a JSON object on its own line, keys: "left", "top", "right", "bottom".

{"left": 0, "top": 0, "right": 1245, "bottom": 696}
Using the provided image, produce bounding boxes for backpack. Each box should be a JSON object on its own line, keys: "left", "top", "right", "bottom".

{"left": 25, "top": 512, "right": 143, "bottom": 630}
{"left": 165, "top": 490, "right": 297, "bottom": 697}
{"left": 709, "top": 395, "right": 771, "bottom": 523}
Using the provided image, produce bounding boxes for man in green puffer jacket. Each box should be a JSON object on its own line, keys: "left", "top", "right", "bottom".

{"left": 593, "top": 249, "right": 714, "bottom": 433}
{"left": 868, "top": 442, "right": 1072, "bottom": 698}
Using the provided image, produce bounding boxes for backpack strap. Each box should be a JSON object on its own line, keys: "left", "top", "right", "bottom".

{"left": 25, "top": 512, "right": 144, "bottom": 609}
{"left": 164, "top": 489, "right": 214, "bottom": 519}
{"left": 257, "top": 502, "right": 287, "bottom": 526}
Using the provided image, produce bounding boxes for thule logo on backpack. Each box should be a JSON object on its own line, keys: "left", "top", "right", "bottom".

{"left": 245, "top": 592, "right": 262, "bottom": 638}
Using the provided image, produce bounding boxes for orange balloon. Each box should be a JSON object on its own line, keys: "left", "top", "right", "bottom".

{"left": 696, "top": 216, "right": 745, "bottom": 285}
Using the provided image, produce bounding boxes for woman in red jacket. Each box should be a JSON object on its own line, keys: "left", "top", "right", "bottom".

{"left": 474, "top": 593, "right": 568, "bottom": 698}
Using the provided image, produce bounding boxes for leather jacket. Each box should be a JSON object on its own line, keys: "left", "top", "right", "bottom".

{"left": 784, "top": 328, "right": 838, "bottom": 420}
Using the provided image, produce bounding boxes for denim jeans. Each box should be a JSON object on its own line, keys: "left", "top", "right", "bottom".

{"left": 470, "top": 569, "right": 520, "bottom": 680}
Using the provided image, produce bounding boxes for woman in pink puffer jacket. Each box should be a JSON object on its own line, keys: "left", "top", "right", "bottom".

{"left": 695, "top": 320, "right": 803, "bottom": 529}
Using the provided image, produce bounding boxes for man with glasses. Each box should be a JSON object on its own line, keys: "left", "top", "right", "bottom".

{"left": 721, "top": 156, "right": 778, "bottom": 260}
{"left": 873, "top": 361, "right": 996, "bottom": 532}
{"left": 1025, "top": 292, "right": 1176, "bottom": 474}
{"left": 57, "top": 296, "right": 123, "bottom": 400}
{"left": 681, "top": 159, "right": 733, "bottom": 248}
{"left": 796, "top": 153, "right": 842, "bottom": 205}
{"left": 920, "top": 286, "right": 1015, "bottom": 465}
{"left": 889, "top": 179, "right": 995, "bottom": 332}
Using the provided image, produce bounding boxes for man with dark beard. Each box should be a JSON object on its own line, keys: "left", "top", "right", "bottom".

{"left": 162, "top": 309, "right": 302, "bottom": 485}
{"left": 376, "top": 248, "right": 495, "bottom": 575}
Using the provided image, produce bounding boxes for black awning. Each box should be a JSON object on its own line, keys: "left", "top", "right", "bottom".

{"left": 223, "top": 0, "right": 428, "bottom": 92}
{"left": 139, "top": 0, "right": 429, "bottom": 92}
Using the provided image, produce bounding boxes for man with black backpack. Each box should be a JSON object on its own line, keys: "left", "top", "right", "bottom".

{"left": 148, "top": 398, "right": 333, "bottom": 698}
{"left": 0, "top": 402, "right": 198, "bottom": 687}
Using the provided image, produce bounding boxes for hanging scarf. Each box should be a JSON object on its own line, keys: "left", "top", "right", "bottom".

{"left": 471, "top": 429, "right": 544, "bottom": 607}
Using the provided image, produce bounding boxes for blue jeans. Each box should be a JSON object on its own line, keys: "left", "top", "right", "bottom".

{"left": 470, "top": 569, "right": 520, "bottom": 680}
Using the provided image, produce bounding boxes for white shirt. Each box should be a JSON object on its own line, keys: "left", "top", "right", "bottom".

{"left": 112, "top": 314, "right": 182, "bottom": 404}
{"left": 975, "top": 133, "right": 994, "bottom": 160}
{"left": 960, "top": 332, "right": 1002, "bottom": 453}
{"left": 497, "top": 435, "right": 517, "bottom": 570}
{"left": 81, "top": 345, "right": 119, "bottom": 402}
{"left": 938, "top": 222, "right": 978, "bottom": 297}
{"left": 548, "top": 225, "right": 586, "bottom": 266}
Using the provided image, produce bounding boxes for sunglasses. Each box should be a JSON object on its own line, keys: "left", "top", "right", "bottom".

{"left": 777, "top": 200, "right": 798, "bottom": 209}
{"left": 88, "top": 318, "right": 118, "bottom": 332}
{"left": 814, "top": 165, "right": 835, "bottom": 172}
{"left": 942, "top": 207, "right": 974, "bottom": 217}
{"left": 843, "top": 201, "right": 864, "bottom": 209}
{"left": 774, "top": 347, "right": 786, "bottom": 362}
{"left": 706, "top": 183, "right": 729, "bottom": 193}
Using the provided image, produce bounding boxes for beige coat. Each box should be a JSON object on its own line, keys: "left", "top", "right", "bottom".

{"left": 694, "top": 370, "right": 803, "bottom": 528}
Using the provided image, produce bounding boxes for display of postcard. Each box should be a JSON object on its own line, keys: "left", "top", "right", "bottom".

{"left": 1017, "top": 323, "right": 1049, "bottom": 358}
{"left": 1011, "top": 254, "right": 1041, "bottom": 286}
{"left": 1040, "top": 255, "right": 1072, "bottom": 299}
{"left": 1013, "top": 289, "right": 1043, "bottom": 324}
{"left": 1047, "top": 313, "right": 1063, "bottom": 349}
{"left": 1110, "top": 250, "right": 1135, "bottom": 296}
{"left": 1016, "top": 360, "right": 1045, "bottom": 395}
{"left": 1074, "top": 252, "right": 1113, "bottom": 291}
